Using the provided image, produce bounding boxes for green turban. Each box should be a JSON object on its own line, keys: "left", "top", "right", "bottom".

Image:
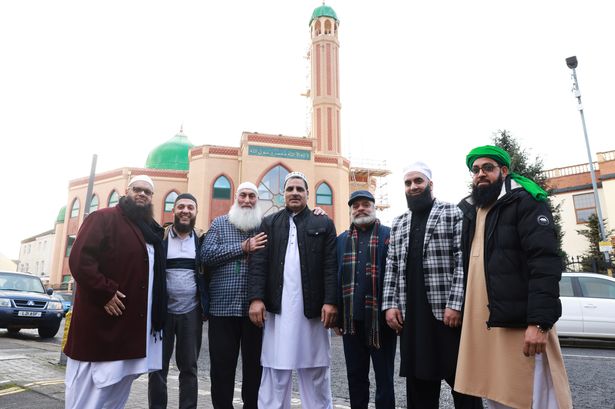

{"left": 466, "top": 145, "right": 548, "bottom": 202}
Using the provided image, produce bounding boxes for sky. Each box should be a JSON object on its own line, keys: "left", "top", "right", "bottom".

{"left": 1, "top": 1, "right": 614, "bottom": 260}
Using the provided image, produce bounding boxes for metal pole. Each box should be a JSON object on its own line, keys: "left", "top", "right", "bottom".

{"left": 568, "top": 59, "right": 611, "bottom": 269}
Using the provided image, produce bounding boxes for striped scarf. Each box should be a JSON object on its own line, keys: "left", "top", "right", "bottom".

{"left": 341, "top": 219, "right": 381, "bottom": 348}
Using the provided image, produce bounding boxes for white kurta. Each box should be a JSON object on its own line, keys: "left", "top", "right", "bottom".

{"left": 261, "top": 216, "right": 330, "bottom": 369}
{"left": 66, "top": 243, "right": 163, "bottom": 388}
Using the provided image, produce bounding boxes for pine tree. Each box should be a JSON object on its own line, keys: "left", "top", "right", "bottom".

{"left": 491, "top": 130, "right": 567, "bottom": 258}
{"left": 577, "top": 213, "right": 613, "bottom": 273}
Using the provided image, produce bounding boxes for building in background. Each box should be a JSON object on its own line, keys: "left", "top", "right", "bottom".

{"left": 18, "top": 229, "right": 56, "bottom": 279}
{"left": 47, "top": 4, "right": 390, "bottom": 287}
{"left": 545, "top": 149, "right": 615, "bottom": 258}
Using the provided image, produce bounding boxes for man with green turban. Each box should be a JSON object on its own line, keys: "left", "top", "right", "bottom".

{"left": 453, "top": 145, "right": 572, "bottom": 408}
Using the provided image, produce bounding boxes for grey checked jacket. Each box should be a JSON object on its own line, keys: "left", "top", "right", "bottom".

{"left": 381, "top": 199, "right": 465, "bottom": 321}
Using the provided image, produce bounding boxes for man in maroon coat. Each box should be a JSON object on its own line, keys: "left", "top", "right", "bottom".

{"left": 64, "top": 175, "right": 167, "bottom": 409}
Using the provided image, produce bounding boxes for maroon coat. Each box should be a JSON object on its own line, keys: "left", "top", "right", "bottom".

{"left": 64, "top": 205, "right": 151, "bottom": 361}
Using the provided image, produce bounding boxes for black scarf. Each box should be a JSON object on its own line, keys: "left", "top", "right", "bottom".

{"left": 119, "top": 197, "right": 166, "bottom": 339}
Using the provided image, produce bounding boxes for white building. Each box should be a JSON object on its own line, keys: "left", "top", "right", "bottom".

{"left": 18, "top": 229, "right": 56, "bottom": 277}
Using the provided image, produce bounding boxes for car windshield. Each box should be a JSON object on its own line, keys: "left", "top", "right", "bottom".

{"left": 0, "top": 272, "right": 45, "bottom": 294}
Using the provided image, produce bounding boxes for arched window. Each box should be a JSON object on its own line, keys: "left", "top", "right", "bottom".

{"left": 165, "top": 191, "right": 178, "bottom": 212}
{"left": 89, "top": 194, "right": 99, "bottom": 213}
{"left": 258, "top": 165, "right": 290, "bottom": 216}
{"left": 108, "top": 190, "right": 119, "bottom": 207}
{"left": 213, "top": 176, "right": 231, "bottom": 199}
{"left": 70, "top": 198, "right": 80, "bottom": 218}
{"left": 316, "top": 183, "right": 333, "bottom": 205}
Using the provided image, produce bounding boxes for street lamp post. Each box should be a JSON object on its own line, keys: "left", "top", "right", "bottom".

{"left": 566, "top": 56, "right": 611, "bottom": 271}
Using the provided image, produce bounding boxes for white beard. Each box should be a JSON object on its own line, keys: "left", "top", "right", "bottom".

{"left": 351, "top": 213, "right": 376, "bottom": 227}
{"left": 228, "top": 202, "right": 263, "bottom": 232}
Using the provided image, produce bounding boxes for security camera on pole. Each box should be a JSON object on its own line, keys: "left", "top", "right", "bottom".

{"left": 566, "top": 56, "right": 612, "bottom": 275}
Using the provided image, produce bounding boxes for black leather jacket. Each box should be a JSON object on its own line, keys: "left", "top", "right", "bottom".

{"left": 248, "top": 206, "right": 338, "bottom": 319}
{"left": 459, "top": 177, "right": 562, "bottom": 330}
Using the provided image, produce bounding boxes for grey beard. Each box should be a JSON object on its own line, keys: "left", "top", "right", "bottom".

{"left": 228, "top": 202, "right": 263, "bottom": 231}
{"left": 351, "top": 213, "right": 376, "bottom": 227}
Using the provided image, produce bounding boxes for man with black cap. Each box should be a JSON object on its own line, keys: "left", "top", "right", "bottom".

{"left": 382, "top": 163, "right": 481, "bottom": 409}
{"left": 149, "top": 193, "right": 206, "bottom": 409}
{"left": 335, "top": 190, "right": 396, "bottom": 409}
{"left": 454, "top": 146, "right": 572, "bottom": 409}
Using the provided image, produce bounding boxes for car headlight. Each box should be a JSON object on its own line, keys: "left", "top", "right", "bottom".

{"left": 0, "top": 298, "right": 11, "bottom": 307}
{"left": 47, "top": 301, "right": 63, "bottom": 310}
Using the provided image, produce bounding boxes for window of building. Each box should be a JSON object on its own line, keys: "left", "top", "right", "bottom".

{"left": 213, "top": 176, "right": 232, "bottom": 199}
{"left": 66, "top": 235, "right": 76, "bottom": 257}
{"left": 70, "top": 198, "right": 80, "bottom": 218}
{"left": 89, "top": 194, "right": 99, "bottom": 213}
{"left": 108, "top": 190, "right": 119, "bottom": 207}
{"left": 573, "top": 193, "right": 596, "bottom": 223}
{"left": 165, "top": 191, "right": 178, "bottom": 212}
{"left": 258, "top": 165, "right": 290, "bottom": 216}
{"left": 316, "top": 183, "right": 333, "bottom": 205}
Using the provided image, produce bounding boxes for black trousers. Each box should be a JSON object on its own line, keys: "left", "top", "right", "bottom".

{"left": 208, "top": 316, "right": 263, "bottom": 409}
{"left": 406, "top": 374, "right": 483, "bottom": 409}
{"left": 342, "top": 322, "right": 397, "bottom": 409}
{"left": 148, "top": 307, "right": 203, "bottom": 409}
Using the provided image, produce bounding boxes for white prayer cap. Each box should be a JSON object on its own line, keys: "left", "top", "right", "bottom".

{"left": 403, "top": 162, "right": 432, "bottom": 180}
{"left": 236, "top": 182, "right": 259, "bottom": 196}
{"left": 128, "top": 175, "right": 155, "bottom": 190}
{"left": 284, "top": 171, "right": 308, "bottom": 188}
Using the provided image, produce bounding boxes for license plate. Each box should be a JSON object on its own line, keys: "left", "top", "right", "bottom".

{"left": 17, "top": 311, "right": 42, "bottom": 317}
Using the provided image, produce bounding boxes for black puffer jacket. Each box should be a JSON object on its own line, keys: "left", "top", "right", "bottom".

{"left": 459, "top": 177, "right": 562, "bottom": 329}
{"left": 248, "top": 206, "right": 338, "bottom": 319}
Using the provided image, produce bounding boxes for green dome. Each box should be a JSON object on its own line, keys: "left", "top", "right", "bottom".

{"left": 146, "top": 131, "right": 194, "bottom": 171}
{"left": 56, "top": 206, "right": 66, "bottom": 223}
{"left": 310, "top": 4, "right": 338, "bottom": 25}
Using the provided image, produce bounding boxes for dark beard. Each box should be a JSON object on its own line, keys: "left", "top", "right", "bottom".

{"left": 119, "top": 196, "right": 153, "bottom": 222}
{"left": 406, "top": 185, "right": 434, "bottom": 213}
{"left": 174, "top": 214, "right": 196, "bottom": 234}
{"left": 472, "top": 176, "right": 504, "bottom": 208}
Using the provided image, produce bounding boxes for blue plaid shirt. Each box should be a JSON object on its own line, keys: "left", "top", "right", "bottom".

{"left": 201, "top": 215, "right": 258, "bottom": 317}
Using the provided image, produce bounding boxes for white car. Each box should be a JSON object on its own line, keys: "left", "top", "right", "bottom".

{"left": 557, "top": 272, "right": 615, "bottom": 339}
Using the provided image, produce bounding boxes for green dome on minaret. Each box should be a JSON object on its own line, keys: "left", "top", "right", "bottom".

{"left": 56, "top": 206, "right": 66, "bottom": 223}
{"left": 310, "top": 4, "right": 338, "bottom": 25}
{"left": 146, "top": 128, "right": 194, "bottom": 171}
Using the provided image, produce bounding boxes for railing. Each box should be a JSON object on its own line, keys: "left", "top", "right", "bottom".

{"left": 542, "top": 162, "right": 599, "bottom": 179}
{"left": 348, "top": 157, "right": 387, "bottom": 170}
{"left": 597, "top": 150, "right": 615, "bottom": 162}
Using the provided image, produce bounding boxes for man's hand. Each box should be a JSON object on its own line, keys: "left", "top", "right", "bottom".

{"left": 523, "top": 325, "right": 549, "bottom": 357}
{"left": 321, "top": 304, "right": 337, "bottom": 328}
{"left": 242, "top": 232, "right": 268, "bottom": 253}
{"left": 443, "top": 308, "right": 462, "bottom": 328}
{"left": 385, "top": 308, "right": 403, "bottom": 333}
{"left": 104, "top": 291, "right": 126, "bottom": 316}
{"left": 249, "top": 299, "right": 267, "bottom": 328}
{"left": 313, "top": 207, "right": 327, "bottom": 216}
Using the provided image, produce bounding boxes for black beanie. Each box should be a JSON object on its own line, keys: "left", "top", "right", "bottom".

{"left": 175, "top": 193, "right": 197, "bottom": 206}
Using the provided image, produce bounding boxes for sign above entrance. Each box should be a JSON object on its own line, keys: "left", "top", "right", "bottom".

{"left": 248, "top": 145, "right": 311, "bottom": 161}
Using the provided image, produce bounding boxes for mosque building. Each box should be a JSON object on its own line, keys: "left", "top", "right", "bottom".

{"left": 48, "top": 4, "right": 390, "bottom": 287}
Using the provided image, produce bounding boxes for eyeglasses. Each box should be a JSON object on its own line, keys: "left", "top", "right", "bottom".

{"left": 470, "top": 163, "right": 500, "bottom": 175}
{"left": 131, "top": 186, "right": 153, "bottom": 196}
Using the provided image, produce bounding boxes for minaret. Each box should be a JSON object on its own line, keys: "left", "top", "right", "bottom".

{"left": 309, "top": 4, "right": 341, "bottom": 155}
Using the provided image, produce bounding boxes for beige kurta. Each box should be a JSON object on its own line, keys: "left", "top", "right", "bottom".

{"left": 454, "top": 207, "right": 572, "bottom": 409}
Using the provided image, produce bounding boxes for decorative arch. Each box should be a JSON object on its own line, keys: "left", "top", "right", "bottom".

{"left": 209, "top": 174, "right": 235, "bottom": 223}
{"left": 108, "top": 190, "right": 119, "bottom": 207}
{"left": 162, "top": 190, "right": 179, "bottom": 225}
{"left": 257, "top": 163, "right": 291, "bottom": 216}
{"left": 315, "top": 180, "right": 335, "bottom": 223}
{"left": 89, "top": 194, "right": 99, "bottom": 214}
{"left": 70, "top": 198, "right": 80, "bottom": 219}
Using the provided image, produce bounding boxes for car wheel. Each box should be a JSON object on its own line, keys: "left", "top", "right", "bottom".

{"left": 7, "top": 327, "right": 21, "bottom": 334}
{"left": 38, "top": 323, "right": 60, "bottom": 338}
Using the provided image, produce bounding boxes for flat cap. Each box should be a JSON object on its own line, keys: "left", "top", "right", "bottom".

{"left": 348, "top": 190, "right": 375, "bottom": 206}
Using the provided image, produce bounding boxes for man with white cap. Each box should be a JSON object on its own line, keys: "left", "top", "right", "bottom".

{"left": 64, "top": 174, "right": 166, "bottom": 408}
{"left": 248, "top": 171, "right": 338, "bottom": 409}
{"left": 381, "top": 164, "right": 482, "bottom": 409}
{"left": 201, "top": 181, "right": 267, "bottom": 409}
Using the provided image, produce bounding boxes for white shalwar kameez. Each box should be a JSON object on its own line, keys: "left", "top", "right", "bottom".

{"left": 258, "top": 215, "right": 332, "bottom": 409}
{"left": 65, "top": 244, "right": 163, "bottom": 409}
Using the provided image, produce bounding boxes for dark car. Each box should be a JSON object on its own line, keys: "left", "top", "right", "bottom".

{"left": 0, "top": 271, "right": 64, "bottom": 338}
{"left": 53, "top": 293, "right": 72, "bottom": 316}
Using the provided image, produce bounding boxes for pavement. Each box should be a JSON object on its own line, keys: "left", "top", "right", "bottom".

{"left": 0, "top": 334, "right": 360, "bottom": 409}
